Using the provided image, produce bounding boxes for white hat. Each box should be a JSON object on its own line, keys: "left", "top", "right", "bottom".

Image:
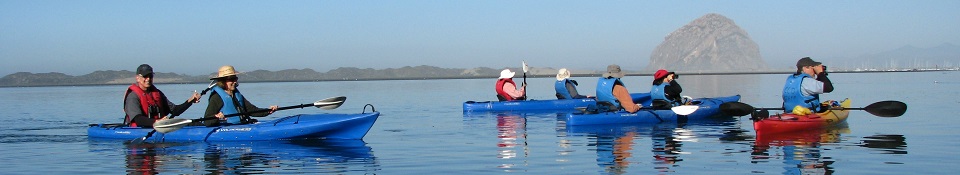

{"left": 556, "top": 68, "right": 571, "bottom": 81}
{"left": 499, "top": 69, "right": 516, "bottom": 79}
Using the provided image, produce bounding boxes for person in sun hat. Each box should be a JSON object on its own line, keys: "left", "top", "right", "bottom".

{"left": 595, "top": 64, "right": 642, "bottom": 113}
{"left": 201, "top": 65, "right": 279, "bottom": 126}
{"left": 123, "top": 64, "right": 202, "bottom": 127}
{"left": 495, "top": 68, "right": 526, "bottom": 101}
{"left": 782, "top": 57, "right": 835, "bottom": 114}
{"left": 650, "top": 69, "right": 684, "bottom": 109}
{"left": 555, "top": 68, "right": 589, "bottom": 99}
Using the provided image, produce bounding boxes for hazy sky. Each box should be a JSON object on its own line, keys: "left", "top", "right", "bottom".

{"left": 2, "top": 0, "right": 958, "bottom": 76}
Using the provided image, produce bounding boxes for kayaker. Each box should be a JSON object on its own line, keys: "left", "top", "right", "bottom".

{"left": 555, "top": 68, "right": 590, "bottom": 99}
{"left": 595, "top": 64, "right": 642, "bottom": 113}
{"left": 123, "top": 64, "right": 201, "bottom": 128}
{"left": 650, "top": 69, "right": 684, "bottom": 109}
{"left": 495, "top": 69, "right": 526, "bottom": 101}
{"left": 782, "top": 57, "right": 835, "bottom": 114}
{"left": 202, "top": 65, "right": 279, "bottom": 126}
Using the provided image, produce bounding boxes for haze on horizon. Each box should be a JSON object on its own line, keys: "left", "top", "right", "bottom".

{"left": 2, "top": 0, "right": 958, "bottom": 76}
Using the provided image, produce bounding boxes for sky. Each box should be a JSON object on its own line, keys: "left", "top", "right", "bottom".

{"left": 2, "top": 0, "right": 959, "bottom": 76}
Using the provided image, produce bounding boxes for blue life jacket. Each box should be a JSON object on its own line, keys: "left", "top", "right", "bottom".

{"left": 782, "top": 73, "right": 820, "bottom": 113}
{"left": 650, "top": 82, "right": 673, "bottom": 103}
{"left": 555, "top": 79, "right": 574, "bottom": 99}
{"left": 211, "top": 86, "right": 247, "bottom": 124}
{"left": 596, "top": 77, "right": 624, "bottom": 108}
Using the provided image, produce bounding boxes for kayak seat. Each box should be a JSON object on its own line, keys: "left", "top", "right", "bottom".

{"left": 596, "top": 101, "right": 620, "bottom": 112}
{"left": 497, "top": 94, "right": 507, "bottom": 101}
{"left": 556, "top": 93, "right": 567, "bottom": 99}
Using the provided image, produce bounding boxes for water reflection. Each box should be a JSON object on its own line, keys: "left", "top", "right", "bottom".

{"left": 496, "top": 114, "right": 528, "bottom": 160}
{"left": 859, "top": 134, "right": 907, "bottom": 154}
{"left": 751, "top": 124, "right": 850, "bottom": 175}
{"left": 90, "top": 139, "right": 378, "bottom": 174}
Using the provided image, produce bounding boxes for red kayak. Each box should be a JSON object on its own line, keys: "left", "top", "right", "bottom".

{"left": 754, "top": 99, "right": 851, "bottom": 134}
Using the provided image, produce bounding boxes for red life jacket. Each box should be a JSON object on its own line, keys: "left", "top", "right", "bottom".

{"left": 124, "top": 84, "right": 166, "bottom": 127}
{"left": 495, "top": 78, "right": 517, "bottom": 101}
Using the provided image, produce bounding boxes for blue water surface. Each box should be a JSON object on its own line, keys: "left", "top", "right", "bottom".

{"left": 0, "top": 71, "right": 958, "bottom": 174}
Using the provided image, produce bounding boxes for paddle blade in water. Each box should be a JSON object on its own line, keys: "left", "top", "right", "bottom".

{"left": 864, "top": 101, "right": 907, "bottom": 117}
{"left": 720, "top": 102, "right": 755, "bottom": 116}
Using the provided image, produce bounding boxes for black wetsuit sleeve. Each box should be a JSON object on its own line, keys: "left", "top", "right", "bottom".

{"left": 242, "top": 98, "right": 271, "bottom": 117}
{"left": 124, "top": 91, "right": 146, "bottom": 125}
{"left": 202, "top": 92, "right": 225, "bottom": 126}
{"left": 817, "top": 73, "right": 834, "bottom": 93}
{"left": 665, "top": 81, "right": 683, "bottom": 101}
{"left": 165, "top": 95, "right": 193, "bottom": 117}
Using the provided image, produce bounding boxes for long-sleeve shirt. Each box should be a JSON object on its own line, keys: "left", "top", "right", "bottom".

{"left": 613, "top": 85, "right": 641, "bottom": 113}
{"left": 202, "top": 91, "right": 271, "bottom": 126}
{"left": 503, "top": 81, "right": 525, "bottom": 99}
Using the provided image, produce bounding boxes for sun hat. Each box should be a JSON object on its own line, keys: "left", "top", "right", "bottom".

{"left": 499, "top": 69, "right": 516, "bottom": 79}
{"left": 136, "top": 64, "right": 154, "bottom": 76}
{"left": 556, "top": 68, "right": 571, "bottom": 81}
{"left": 602, "top": 64, "right": 625, "bottom": 78}
{"left": 211, "top": 65, "right": 241, "bottom": 80}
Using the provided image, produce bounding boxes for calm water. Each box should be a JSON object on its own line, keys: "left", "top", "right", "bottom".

{"left": 1, "top": 71, "right": 958, "bottom": 174}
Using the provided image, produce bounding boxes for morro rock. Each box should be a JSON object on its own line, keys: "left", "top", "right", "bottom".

{"left": 646, "top": 13, "right": 768, "bottom": 72}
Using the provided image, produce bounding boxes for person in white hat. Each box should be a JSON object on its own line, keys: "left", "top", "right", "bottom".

{"left": 123, "top": 64, "right": 202, "bottom": 127}
{"left": 595, "top": 64, "right": 642, "bottom": 113}
{"left": 202, "top": 65, "right": 279, "bottom": 126}
{"left": 495, "top": 69, "right": 526, "bottom": 101}
{"left": 555, "top": 68, "right": 589, "bottom": 99}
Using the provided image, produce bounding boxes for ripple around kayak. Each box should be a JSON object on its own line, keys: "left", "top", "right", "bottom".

{"left": 87, "top": 112, "right": 380, "bottom": 141}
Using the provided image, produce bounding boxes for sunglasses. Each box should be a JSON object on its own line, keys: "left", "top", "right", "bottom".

{"left": 225, "top": 76, "right": 239, "bottom": 82}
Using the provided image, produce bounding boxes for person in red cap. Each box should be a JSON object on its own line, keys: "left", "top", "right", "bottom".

{"left": 123, "top": 64, "right": 201, "bottom": 127}
{"left": 650, "top": 69, "right": 684, "bottom": 109}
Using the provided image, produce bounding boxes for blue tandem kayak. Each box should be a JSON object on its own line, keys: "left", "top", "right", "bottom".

{"left": 88, "top": 112, "right": 379, "bottom": 141}
{"left": 463, "top": 93, "right": 652, "bottom": 112}
{"left": 564, "top": 95, "right": 740, "bottom": 126}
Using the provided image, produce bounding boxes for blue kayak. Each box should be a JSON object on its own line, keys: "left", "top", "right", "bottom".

{"left": 88, "top": 112, "right": 379, "bottom": 141}
{"left": 464, "top": 93, "right": 652, "bottom": 112}
{"left": 565, "top": 95, "right": 740, "bottom": 126}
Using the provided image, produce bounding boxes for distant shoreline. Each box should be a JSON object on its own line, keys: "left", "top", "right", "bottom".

{"left": 2, "top": 69, "right": 953, "bottom": 88}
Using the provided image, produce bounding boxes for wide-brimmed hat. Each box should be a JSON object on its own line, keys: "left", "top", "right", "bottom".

{"left": 499, "top": 69, "right": 516, "bottom": 79}
{"left": 210, "top": 65, "right": 241, "bottom": 80}
{"left": 602, "top": 64, "right": 624, "bottom": 78}
{"left": 556, "top": 68, "right": 571, "bottom": 81}
{"left": 653, "top": 69, "right": 675, "bottom": 80}
{"left": 796, "top": 57, "right": 822, "bottom": 69}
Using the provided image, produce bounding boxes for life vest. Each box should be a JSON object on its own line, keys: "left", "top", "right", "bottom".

{"left": 555, "top": 79, "right": 574, "bottom": 99}
{"left": 124, "top": 84, "right": 167, "bottom": 127}
{"left": 782, "top": 73, "right": 820, "bottom": 113}
{"left": 650, "top": 82, "right": 674, "bottom": 103}
{"left": 596, "top": 77, "right": 624, "bottom": 108}
{"left": 211, "top": 86, "right": 247, "bottom": 124}
{"left": 495, "top": 78, "right": 518, "bottom": 101}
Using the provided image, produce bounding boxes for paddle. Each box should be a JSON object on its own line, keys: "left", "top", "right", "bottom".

{"left": 132, "top": 81, "right": 216, "bottom": 143}
{"left": 719, "top": 101, "right": 907, "bottom": 117}
{"left": 521, "top": 61, "right": 529, "bottom": 100}
{"left": 151, "top": 96, "right": 347, "bottom": 134}
{"left": 576, "top": 105, "right": 700, "bottom": 115}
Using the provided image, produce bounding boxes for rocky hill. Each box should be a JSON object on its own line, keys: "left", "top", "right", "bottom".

{"left": 647, "top": 13, "right": 768, "bottom": 72}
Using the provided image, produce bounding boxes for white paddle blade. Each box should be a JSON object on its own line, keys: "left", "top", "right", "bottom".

{"left": 522, "top": 61, "right": 529, "bottom": 73}
{"left": 314, "top": 96, "right": 347, "bottom": 110}
{"left": 153, "top": 118, "right": 193, "bottom": 133}
{"left": 671, "top": 105, "right": 700, "bottom": 115}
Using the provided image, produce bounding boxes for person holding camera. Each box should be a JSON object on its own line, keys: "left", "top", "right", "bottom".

{"left": 650, "top": 69, "right": 684, "bottom": 109}
{"left": 123, "top": 64, "right": 201, "bottom": 127}
{"left": 782, "top": 57, "right": 834, "bottom": 114}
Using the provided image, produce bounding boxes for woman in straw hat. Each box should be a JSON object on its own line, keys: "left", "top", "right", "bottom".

{"left": 555, "top": 68, "right": 589, "bottom": 99}
{"left": 201, "top": 65, "right": 279, "bottom": 126}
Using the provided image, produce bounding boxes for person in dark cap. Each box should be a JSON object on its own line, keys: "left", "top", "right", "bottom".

{"left": 595, "top": 64, "right": 642, "bottom": 113}
{"left": 782, "top": 57, "right": 834, "bottom": 114}
{"left": 123, "top": 64, "right": 201, "bottom": 127}
{"left": 650, "top": 69, "right": 684, "bottom": 109}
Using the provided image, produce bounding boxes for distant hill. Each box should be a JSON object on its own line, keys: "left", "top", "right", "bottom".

{"left": 647, "top": 13, "right": 768, "bottom": 72}
{"left": 0, "top": 65, "right": 603, "bottom": 87}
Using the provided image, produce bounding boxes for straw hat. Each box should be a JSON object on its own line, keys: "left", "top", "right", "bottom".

{"left": 556, "top": 68, "right": 571, "bottom": 81}
{"left": 210, "top": 65, "right": 241, "bottom": 80}
{"left": 499, "top": 69, "right": 516, "bottom": 79}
